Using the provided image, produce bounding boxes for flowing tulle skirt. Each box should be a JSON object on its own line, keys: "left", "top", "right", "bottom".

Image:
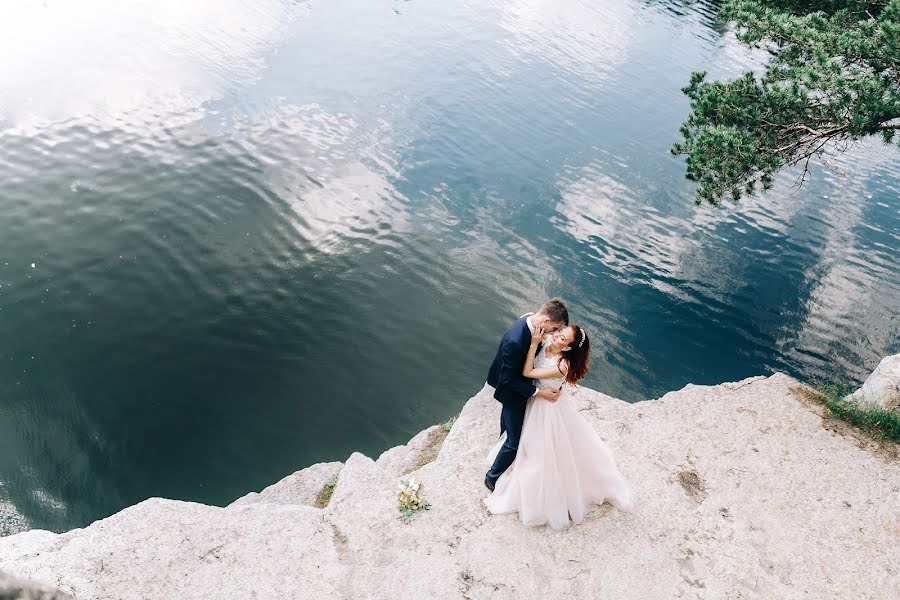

{"left": 484, "top": 390, "right": 634, "bottom": 531}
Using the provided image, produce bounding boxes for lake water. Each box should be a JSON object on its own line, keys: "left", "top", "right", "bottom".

{"left": 1, "top": 0, "right": 898, "bottom": 534}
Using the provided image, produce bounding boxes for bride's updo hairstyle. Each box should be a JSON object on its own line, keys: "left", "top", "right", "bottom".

{"left": 561, "top": 325, "right": 590, "bottom": 384}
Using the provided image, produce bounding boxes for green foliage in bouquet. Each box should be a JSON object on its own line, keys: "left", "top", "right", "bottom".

{"left": 397, "top": 478, "right": 431, "bottom": 523}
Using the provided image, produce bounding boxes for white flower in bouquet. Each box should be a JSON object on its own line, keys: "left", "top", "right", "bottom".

{"left": 397, "top": 478, "right": 431, "bottom": 523}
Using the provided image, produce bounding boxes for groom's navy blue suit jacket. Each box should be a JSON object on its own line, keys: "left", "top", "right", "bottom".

{"left": 487, "top": 316, "right": 537, "bottom": 406}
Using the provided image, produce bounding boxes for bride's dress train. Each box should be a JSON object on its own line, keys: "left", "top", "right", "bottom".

{"left": 484, "top": 343, "right": 634, "bottom": 531}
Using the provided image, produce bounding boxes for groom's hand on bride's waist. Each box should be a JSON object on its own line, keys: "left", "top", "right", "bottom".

{"left": 536, "top": 388, "right": 560, "bottom": 402}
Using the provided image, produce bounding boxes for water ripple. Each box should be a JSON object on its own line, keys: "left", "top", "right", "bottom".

{"left": 1, "top": 0, "right": 897, "bottom": 535}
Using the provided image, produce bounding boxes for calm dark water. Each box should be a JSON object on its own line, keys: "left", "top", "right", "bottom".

{"left": 1, "top": 0, "right": 898, "bottom": 534}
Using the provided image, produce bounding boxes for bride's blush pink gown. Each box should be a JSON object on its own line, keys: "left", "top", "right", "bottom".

{"left": 484, "top": 343, "right": 634, "bottom": 531}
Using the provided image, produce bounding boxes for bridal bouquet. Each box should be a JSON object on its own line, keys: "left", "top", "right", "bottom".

{"left": 397, "top": 478, "right": 431, "bottom": 523}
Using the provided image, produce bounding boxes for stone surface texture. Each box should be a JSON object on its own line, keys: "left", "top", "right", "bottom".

{"left": 1, "top": 374, "right": 898, "bottom": 599}
{"left": 847, "top": 353, "right": 900, "bottom": 411}
{"left": 230, "top": 461, "right": 343, "bottom": 508}
{"left": 0, "top": 570, "right": 72, "bottom": 600}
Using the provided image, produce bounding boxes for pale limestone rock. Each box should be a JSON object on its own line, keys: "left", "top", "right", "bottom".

{"left": 0, "top": 500, "right": 340, "bottom": 599}
{"left": 1, "top": 375, "right": 898, "bottom": 600}
{"left": 229, "top": 461, "right": 342, "bottom": 507}
{"left": 847, "top": 353, "right": 900, "bottom": 411}
{"left": 375, "top": 425, "right": 445, "bottom": 477}
{"left": 0, "top": 570, "right": 72, "bottom": 600}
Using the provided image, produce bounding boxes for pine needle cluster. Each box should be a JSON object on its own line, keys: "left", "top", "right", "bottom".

{"left": 673, "top": 0, "right": 900, "bottom": 204}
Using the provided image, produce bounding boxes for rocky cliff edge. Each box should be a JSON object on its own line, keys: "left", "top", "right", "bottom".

{"left": 1, "top": 374, "right": 898, "bottom": 599}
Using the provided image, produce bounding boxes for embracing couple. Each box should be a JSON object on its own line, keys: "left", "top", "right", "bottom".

{"left": 483, "top": 299, "right": 634, "bottom": 531}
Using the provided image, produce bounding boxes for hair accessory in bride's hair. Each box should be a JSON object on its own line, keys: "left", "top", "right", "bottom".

{"left": 578, "top": 329, "right": 586, "bottom": 348}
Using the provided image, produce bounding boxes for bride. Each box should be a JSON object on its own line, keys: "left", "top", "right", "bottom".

{"left": 484, "top": 324, "right": 634, "bottom": 530}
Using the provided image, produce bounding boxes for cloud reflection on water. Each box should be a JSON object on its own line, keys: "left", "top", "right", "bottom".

{"left": 554, "top": 142, "right": 900, "bottom": 385}
{"left": 553, "top": 166, "right": 725, "bottom": 301}
{"left": 782, "top": 144, "right": 900, "bottom": 375}
{"left": 496, "top": 0, "right": 635, "bottom": 84}
{"left": 0, "top": 0, "right": 304, "bottom": 130}
{"left": 226, "top": 104, "right": 409, "bottom": 257}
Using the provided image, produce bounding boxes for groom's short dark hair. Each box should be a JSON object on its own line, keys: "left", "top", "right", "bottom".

{"left": 539, "top": 299, "right": 569, "bottom": 325}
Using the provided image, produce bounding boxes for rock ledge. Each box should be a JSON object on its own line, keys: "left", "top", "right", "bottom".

{"left": 1, "top": 374, "right": 898, "bottom": 599}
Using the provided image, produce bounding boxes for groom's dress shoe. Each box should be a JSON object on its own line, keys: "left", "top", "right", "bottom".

{"left": 484, "top": 476, "right": 495, "bottom": 492}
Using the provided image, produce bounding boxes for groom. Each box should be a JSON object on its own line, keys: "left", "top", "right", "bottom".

{"left": 484, "top": 298, "right": 569, "bottom": 491}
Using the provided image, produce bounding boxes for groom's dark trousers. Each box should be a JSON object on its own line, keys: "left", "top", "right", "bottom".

{"left": 485, "top": 315, "right": 537, "bottom": 486}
